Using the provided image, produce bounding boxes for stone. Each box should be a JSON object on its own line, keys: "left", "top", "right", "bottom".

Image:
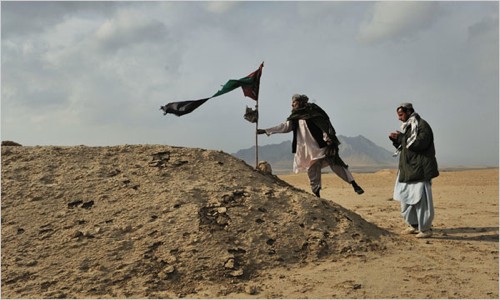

{"left": 257, "top": 161, "right": 272, "bottom": 174}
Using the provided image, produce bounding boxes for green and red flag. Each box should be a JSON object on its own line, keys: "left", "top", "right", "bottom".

{"left": 161, "top": 62, "right": 263, "bottom": 116}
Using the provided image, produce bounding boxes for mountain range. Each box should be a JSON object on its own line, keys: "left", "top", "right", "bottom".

{"left": 232, "top": 135, "right": 398, "bottom": 173}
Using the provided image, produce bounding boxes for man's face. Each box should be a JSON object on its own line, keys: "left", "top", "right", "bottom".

{"left": 397, "top": 108, "right": 409, "bottom": 122}
{"left": 292, "top": 100, "right": 302, "bottom": 111}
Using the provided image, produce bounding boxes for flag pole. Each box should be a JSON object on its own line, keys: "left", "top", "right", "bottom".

{"left": 255, "top": 101, "right": 259, "bottom": 169}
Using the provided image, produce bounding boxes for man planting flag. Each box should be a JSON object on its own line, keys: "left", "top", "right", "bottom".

{"left": 257, "top": 94, "right": 365, "bottom": 197}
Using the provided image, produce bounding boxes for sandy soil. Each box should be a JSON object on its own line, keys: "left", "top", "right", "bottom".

{"left": 1, "top": 144, "right": 498, "bottom": 299}
{"left": 270, "top": 168, "right": 499, "bottom": 299}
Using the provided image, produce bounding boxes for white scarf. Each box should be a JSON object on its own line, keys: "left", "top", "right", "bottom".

{"left": 402, "top": 113, "right": 419, "bottom": 148}
{"left": 393, "top": 113, "right": 419, "bottom": 156}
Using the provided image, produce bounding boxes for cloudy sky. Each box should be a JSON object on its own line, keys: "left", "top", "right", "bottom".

{"left": 1, "top": 1, "right": 498, "bottom": 166}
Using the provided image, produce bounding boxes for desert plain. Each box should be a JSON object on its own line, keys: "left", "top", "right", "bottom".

{"left": 277, "top": 167, "right": 499, "bottom": 299}
{"left": 1, "top": 144, "right": 498, "bottom": 299}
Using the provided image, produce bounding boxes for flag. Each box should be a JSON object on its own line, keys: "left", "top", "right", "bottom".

{"left": 241, "top": 64, "right": 263, "bottom": 101}
{"left": 160, "top": 98, "right": 209, "bottom": 117}
{"left": 161, "top": 62, "right": 264, "bottom": 116}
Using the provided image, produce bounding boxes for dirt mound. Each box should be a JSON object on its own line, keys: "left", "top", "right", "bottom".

{"left": 1, "top": 140, "right": 22, "bottom": 146}
{"left": 1, "top": 145, "right": 392, "bottom": 298}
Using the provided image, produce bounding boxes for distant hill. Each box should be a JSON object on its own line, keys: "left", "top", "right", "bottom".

{"left": 232, "top": 135, "right": 397, "bottom": 173}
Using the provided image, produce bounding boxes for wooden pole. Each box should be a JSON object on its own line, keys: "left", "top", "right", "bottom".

{"left": 255, "top": 101, "right": 259, "bottom": 169}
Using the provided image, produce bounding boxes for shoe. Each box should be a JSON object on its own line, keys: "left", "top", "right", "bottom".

{"left": 314, "top": 190, "right": 320, "bottom": 197}
{"left": 351, "top": 182, "right": 364, "bottom": 195}
{"left": 354, "top": 186, "right": 364, "bottom": 195}
{"left": 416, "top": 230, "right": 433, "bottom": 238}
{"left": 401, "top": 227, "right": 418, "bottom": 235}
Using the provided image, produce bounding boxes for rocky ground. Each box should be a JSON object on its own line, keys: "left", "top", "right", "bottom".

{"left": 1, "top": 145, "right": 396, "bottom": 299}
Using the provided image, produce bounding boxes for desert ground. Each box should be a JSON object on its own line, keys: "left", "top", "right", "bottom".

{"left": 275, "top": 168, "right": 499, "bottom": 299}
{"left": 1, "top": 144, "right": 498, "bottom": 299}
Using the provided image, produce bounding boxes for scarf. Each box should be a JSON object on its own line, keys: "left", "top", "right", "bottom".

{"left": 287, "top": 103, "right": 337, "bottom": 142}
{"left": 394, "top": 112, "right": 420, "bottom": 156}
{"left": 287, "top": 103, "right": 329, "bottom": 121}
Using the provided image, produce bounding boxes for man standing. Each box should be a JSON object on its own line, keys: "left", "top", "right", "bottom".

{"left": 257, "top": 94, "right": 364, "bottom": 197}
{"left": 389, "top": 103, "right": 439, "bottom": 238}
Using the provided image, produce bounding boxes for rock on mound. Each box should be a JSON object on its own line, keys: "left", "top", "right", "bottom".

{"left": 1, "top": 145, "right": 390, "bottom": 298}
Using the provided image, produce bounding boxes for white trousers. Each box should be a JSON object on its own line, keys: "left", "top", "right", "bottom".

{"left": 307, "top": 158, "right": 354, "bottom": 194}
{"left": 394, "top": 174, "right": 435, "bottom": 232}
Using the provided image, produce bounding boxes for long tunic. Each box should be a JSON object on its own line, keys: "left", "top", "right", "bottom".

{"left": 393, "top": 175, "right": 432, "bottom": 205}
{"left": 393, "top": 172, "right": 434, "bottom": 231}
{"left": 265, "top": 120, "right": 329, "bottom": 173}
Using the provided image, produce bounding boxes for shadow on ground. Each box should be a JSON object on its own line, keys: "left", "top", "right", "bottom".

{"left": 432, "top": 227, "right": 499, "bottom": 242}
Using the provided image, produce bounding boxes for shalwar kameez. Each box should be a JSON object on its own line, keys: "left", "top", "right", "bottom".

{"left": 264, "top": 120, "right": 354, "bottom": 194}
{"left": 260, "top": 97, "right": 362, "bottom": 196}
{"left": 390, "top": 103, "right": 439, "bottom": 237}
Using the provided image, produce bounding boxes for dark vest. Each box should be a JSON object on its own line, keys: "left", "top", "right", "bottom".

{"left": 291, "top": 120, "right": 327, "bottom": 153}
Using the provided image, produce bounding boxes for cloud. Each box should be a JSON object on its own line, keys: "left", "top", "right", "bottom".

{"left": 94, "top": 11, "right": 168, "bottom": 54}
{"left": 0, "top": 1, "right": 121, "bottom": 38}
{"left": 467, "top": 15, "right": 499, "bottom": 74}
{"left": 1, "top": 3, "right": 179, "bottom": 136}
{"left": 468, "top": 12, "right": 498, "bottom": 42}
{"left": 203, "top": 1, "right": 240, "bottom": 14}
{"left": 358, "top": 1, "right": 440, "bottom": 44}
